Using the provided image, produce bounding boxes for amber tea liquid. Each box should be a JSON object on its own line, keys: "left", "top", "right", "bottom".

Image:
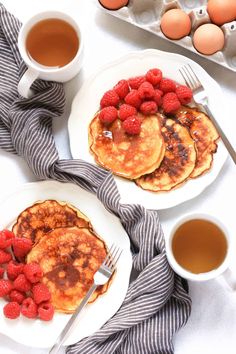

{"left": 26, "top": 18, "right": 79, "bottom": 68}
{"left": 172, "top": 219, "right": 227, "bottom": 274}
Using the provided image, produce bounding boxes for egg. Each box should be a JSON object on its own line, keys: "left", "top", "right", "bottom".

{"left": 207, "top": 0, "right": 236, "bottom": 25}
{"left": 193, "top": 23, "right": 225, "bottom": 55}
{"left": 98, "top": 0, "right": 129, "bottom": 11}
{"left": 160, "top": 9, "right": 191, "bottom": 40}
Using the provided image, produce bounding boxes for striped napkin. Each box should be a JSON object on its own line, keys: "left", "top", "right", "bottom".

{"left": 0, "top": 4, "right": 191, "bottom": 354}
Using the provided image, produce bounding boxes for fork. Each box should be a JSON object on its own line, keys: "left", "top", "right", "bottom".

{"left": 179, "top": 64, "right": 236, "bottom": 164}
{"left": 49, "top": 244, "right": 122, "bottom": 354}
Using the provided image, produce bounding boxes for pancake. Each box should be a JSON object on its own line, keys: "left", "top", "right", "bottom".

{"left": 136, "top": 119, "right": 196, "bottom": 192}
{"left": 12, "top": 200, "right": 91, "bottom": 243}
{"left": 174, "top": 106, "right": 219, "bottom": 178}
{"left": 27, "top": 226, "right": 108, "bottom": 313}
{"left": 89, "top": 113, "right": 165, "bottom": 180}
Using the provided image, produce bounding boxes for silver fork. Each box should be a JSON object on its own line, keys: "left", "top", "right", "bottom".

{"left": 49, "top": 244, "right": 122, "bottom": 354}
{"left": 179, "top": 64, "right": 236, "bottom": 164}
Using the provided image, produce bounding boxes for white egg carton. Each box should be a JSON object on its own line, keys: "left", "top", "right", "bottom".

{"left": 97, "top": 0, "right": 236, "bottom": 72}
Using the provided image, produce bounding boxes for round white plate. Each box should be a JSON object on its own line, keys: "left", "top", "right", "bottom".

{"left": 0, "top": 181, "right": 132, "bottom": 348}
{"left": 68, "top": 49, "right": 228, "bottom": 210}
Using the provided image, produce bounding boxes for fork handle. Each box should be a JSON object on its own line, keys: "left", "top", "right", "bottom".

{"left": 202, "top": 104, "right": 236, "bottom": 165}
{"left": 49, "top": 283, "right": 97, "bottom": 354}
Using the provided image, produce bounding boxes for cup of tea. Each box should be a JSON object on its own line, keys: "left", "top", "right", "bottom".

{"left": 166, "top": 213, "right": 235, "bottom": 287}
{"left": 17, "top": 11, "right": 83, "bottom": 98}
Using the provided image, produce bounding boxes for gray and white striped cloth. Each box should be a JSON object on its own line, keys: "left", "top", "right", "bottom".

{"left": 0, "top": 4, "right": 191, "bottom": 354}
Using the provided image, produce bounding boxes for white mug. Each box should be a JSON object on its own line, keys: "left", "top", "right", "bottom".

{"left": 17, "top": 11, "right": 84, "bottom": 98}
{"left": 166, "top": 213, "right": 235, "bottom": 289}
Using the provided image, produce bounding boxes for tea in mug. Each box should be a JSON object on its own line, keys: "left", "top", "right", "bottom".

{"left": 172, "top": 219, "right": 227, "bottom": 274}
{"left": 26, "top": 18, "right": 79, "bottom": 68}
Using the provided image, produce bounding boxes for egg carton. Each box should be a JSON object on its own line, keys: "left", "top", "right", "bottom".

{"left": 97, "top": 0, "right": 236, "bottom": 72}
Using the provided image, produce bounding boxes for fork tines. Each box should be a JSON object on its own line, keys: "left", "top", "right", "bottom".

{"left": 104, "top": 244, "right": 122, "bottom": 270}
{"left": 179, "top": 64, "right": 202, "bottom": 90}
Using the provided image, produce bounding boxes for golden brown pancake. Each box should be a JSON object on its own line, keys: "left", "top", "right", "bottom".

{"left": 89, "top": 113, "right": 165, "bottom": 179}
{"left": 27, "top": 226, "right": 108, "bottom": 313}
{"left": 174, "top": 106, "right": 219, "bottom": 178}
{"left": 12, "top": 200, "right": 91, "bottom": 243}
{"left": 136, "top": 119, "right": 196, "bottom": 192}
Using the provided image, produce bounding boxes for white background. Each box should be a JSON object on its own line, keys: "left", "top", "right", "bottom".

{"left": 0, "top": 0, "right": 236, "bottom": 353}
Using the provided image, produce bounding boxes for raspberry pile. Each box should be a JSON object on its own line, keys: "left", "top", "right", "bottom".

{"left": 98, "top": 68, "right": 193, "bottom": 135}
{"left": 0, "top": 229, "right": 54, "bottom": 321}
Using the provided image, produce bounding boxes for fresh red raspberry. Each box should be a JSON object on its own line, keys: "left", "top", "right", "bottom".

{"left": 154, "top": 89, "right": 163, "bottom": 106}
{"left": 7, "top": 260, "right": 24, "bottom": 281}
{"left": 122, "top": 115, "right": 142, "bottom": 135}
{"left": 0, "top": 230, "right": 15, "bottom": 249}
{"left": 3, "top": 301, "right": 21, "bottom": 319}
{"left": 21, "top": 297, "right": 38, "bottom": 319}
{"left": 113, "top": 79, "right": 129, "bottom": 99}
{"left": 98, "top": 106, "right": 118, "bottom": 125}
{"left": 9, "top": 289, "right": 26, "bottom": 304}
{"left": 24, "top": 263, "right": 43, "bottom": 284}
{"left": 124, "top": 90, "right": 142, "bottom": 109}
{"left": 138, "top": 82, "right": 155, "bottom": 100}
{"left": 146, "top": 68, "right": 163, "bottom": 86}
{"left": 119, "top": 104, "right": 137, "bottom": 121}
{"left": 159, "top": 78, "right": 176, "bottom": 93}
{"left": 162, "top": 93, "right": 181, "bottom": 114}
{"left": 100, "top": 89, "right": 120, "bottom": 108}
{"left": 38, "top": 302, "right": 54, "bottom": 321}
{"left": 0, "top": 249, "right": 12, "bottom": 264}
{"left": 0, "top": 279, "right": 13, "bottom": 297}
{"left": 0, "top": 267, "right": 4, "bottom": 278}
{"left": 32, "top": 283, "right": 51, "bottom": 304}
{"left": 12, "top": 237, "right": 33, "bottom": 259}
{"left": 176, "top": 85, "right": 193, "bottom": 104}
{"left": 140, "top": 101, "right": 158, "bottom": 115}
{"left": 13, "top": 274, "right": 31, "bottom": 293}
{"left": 128, "top": 76, "right": 146, "bottom": 89}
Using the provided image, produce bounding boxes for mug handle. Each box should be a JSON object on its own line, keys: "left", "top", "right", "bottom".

{"left": 18, "top": 67, "right": 39, "bottom": 98}
{"left": 217, "top": 268, "right": 236, "bottom": 291}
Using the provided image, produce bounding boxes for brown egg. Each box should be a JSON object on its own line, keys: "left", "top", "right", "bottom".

{"left": 98, "top": 0, "right": 129, "bottom": 10}
{"left": 207, "top": 0, "right": 236, "bottom": 25}
{"left": 160, "top": 9, "right": 192, "bottom": 40}
{"left": 193, "top": 23, "right": 225, "bottom": 55}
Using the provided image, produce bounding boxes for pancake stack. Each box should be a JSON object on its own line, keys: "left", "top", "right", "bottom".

{"left": 89, "top": 107, "right": 219, "bottom": 192}
{"left": 12, "top": 200, "right": 108, "bottom": 313}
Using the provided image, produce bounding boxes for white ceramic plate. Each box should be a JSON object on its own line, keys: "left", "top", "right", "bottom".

{"left": 68, "top": 49, "right": 228, "bottom": 210}
{"left": 0, "top": 181, "right": 132, "bottom": 348}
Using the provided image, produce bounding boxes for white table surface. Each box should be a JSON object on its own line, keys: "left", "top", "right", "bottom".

{"left": 0, "top": 0, "right": 236, "bottom": 353}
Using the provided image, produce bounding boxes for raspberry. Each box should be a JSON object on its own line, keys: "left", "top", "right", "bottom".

{"left": 9, "top": 289, "right": 26, "bottom": 304}
{"left": 138, "top": 82, "right": 155, "bottom": 100}
{"left": 21, "top": 297, "right": 38, "bottom": 319}
{"left": 128, "top": 76, "right": 146, "bottom": 89}
{"left": 24, "top": 263, "right": 43, "bottom": 284}
{"left": 140, "top": 101, "right": 158, "bottom": 115}
{"left": 12, "top": 237, "right": 33, "bottom": 259}
{"left": 98, "top": 106, "right": 118, "bottom": 124}
{"left": 162, "top": 93, "right": 181, "bottom": 114}
{"left": 7, "top": 260, "right": 24, "bottom": 281}
{"left": 154, "top": 89, "right": 163, "bottom": 106}
{"left": 159, "top": 78, "right": 176, "bottom": 93}
{"left": 176, "top": 85, "right": 193, "bottom": 105}
{"left": 0, "top": 267, "right": 4, "bottom": 278}
{"left": 113, "top": 79, "right": 129, "bottom": 99}
{"left": 38, "top": 302, "right": 54, "bottom": 321}
{"left": 100, "top": 89, "right": 120, "bottom": 108}
{"left": 0, "top": 249, "right": 12, "bottom": 264}
{"left": 119, "top": 104, "right": 137, "bottom": 121}
{"left": 122, "top": 115, "right": 142, "bottom": 135}
{"left": 3, "top": 301, "right": 21, "bottom": 319}
{"left": 32, "top": 283, "right": 51, "bottom": 304}
{"left": 146, "top": 68, "right": 163, "bottom": 86}
{"left": 13, "top": 274, "right": 31, "bottom": 292}
{"left": 0, "top": 279, "right": 13, "bottom": 297}
{"left": 0, "top": 230, "right": 15, "bottom": 249}
{"left": 124, "top": 90, "right": 142, "bottom": 109}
